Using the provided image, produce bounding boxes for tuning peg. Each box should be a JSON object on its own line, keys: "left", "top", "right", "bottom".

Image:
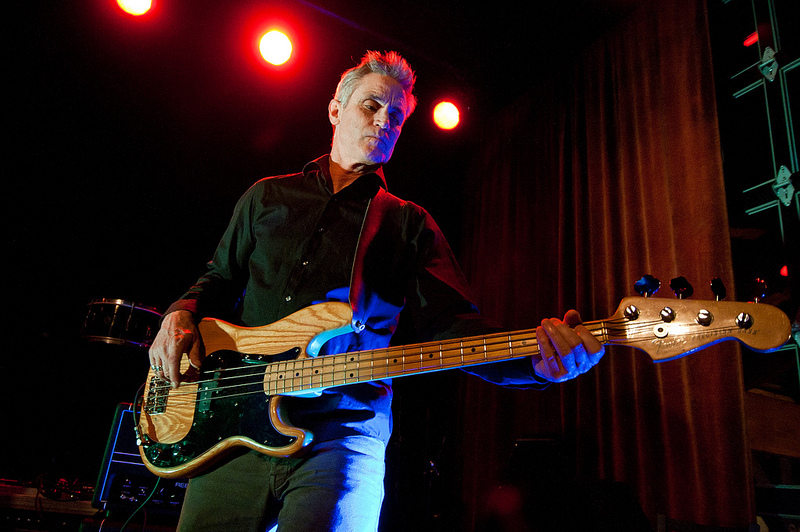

{"left": 634, "top": 275, "right": 661, "bottom": 297}
{"left": 751, "top": 278, "right": 768, "bottom": 303}
{"left": 710, "top": 278, "right": 726, "bottom": 301}
{"left": 669, "top": 277, "right": 694, "bottom": 299}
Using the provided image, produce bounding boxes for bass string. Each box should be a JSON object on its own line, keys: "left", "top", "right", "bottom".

{"left": 155, "top": 316, "right": 738, "bottom": 406}
{"left": 259, "top": 320, "right": 637, "bottom": 391}
{"left": 155, "top": 321, "right": 736, "bottom": 406}
{"left": 152, "top": 315, "right": 720, "bottom": 395}
{"left": 143, "top": 318, "right": 746, "bottom": 411}
{"left": 144, "top": 321, "right": 620, "bottom": 408}
{"left": 145, "top": 331, "right": 540, "bottom": 407}
{"left": 154, "top": 317, "right": 624, "bottom": 391}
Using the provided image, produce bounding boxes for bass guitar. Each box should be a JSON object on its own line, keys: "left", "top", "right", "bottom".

{"left": 136, "top": 296, "right": 791, "bottom": 478}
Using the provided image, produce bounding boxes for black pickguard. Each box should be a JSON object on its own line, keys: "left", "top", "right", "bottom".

{"left": 139, "top": 348, "right": 301, "bottom": 471}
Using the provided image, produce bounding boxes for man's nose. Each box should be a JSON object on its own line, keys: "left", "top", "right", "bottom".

{"left": 374, "top": 110, "right": 390, "bottom": 130}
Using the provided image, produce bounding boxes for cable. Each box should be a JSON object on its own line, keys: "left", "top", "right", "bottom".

{"left": 119, "top": 382, "right": 159, "bottom": 531}
{"left": 119, "top": 476, "right": 161, "bottom": 532}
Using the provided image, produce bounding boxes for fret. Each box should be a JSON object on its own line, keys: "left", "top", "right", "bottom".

{"left": 363, "top": 349, "right": 374, "bottom": 382}
{"left": 310, "top": 356, "right": 324, "bottom": 389}
{"left": 371, "top": 348, "right": 390, "bottom": 380}
{"left": 281, "top": 361, "right": 293, "bottom": 393}
{"left": 319, "top": 355, "right": 334, "bottom": 388}
{"left": 284, "top": 360, "right": 296, "bottom": 392}
{"left": 402, "top": 346, "right": 422, "bottom": 375}
{"left": 505, "top": 333, "right": 538, "bottom": 359}
{"left": 332, "top": 353, "right": 348, "bottom": 386}
{"left": 358, "top": 350, "right": 376, "bottom": 381}
{"left": 343, "top": 352, "right": 359, "bottom": 384}
{"left": 288, "top": 359, "right": 307, "bottom": 392}
{"left": 461, "top": 337, "right": 489, "bottom": 365}
{"left": 385, "top": 349, "right": 404, "bottom": 378}
{"left": 270, "top": 361, "right": 284, "bottom": 394}
{"left": 419, "top": 344, "right": 442, "bottom": 370}
{"left": 266, "top": 363, "right": 283, "bottom": 394}
{"left": 348, "top": 351, "right": 371, "bottom": 383}
{"left": 298, "top": 357, "right": 316, "bottom": 390}
{"left": 439, "top": 341, "right": 462, "bottom": 369}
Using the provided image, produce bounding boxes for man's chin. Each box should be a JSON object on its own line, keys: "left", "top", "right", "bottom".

{"left": 364, "top": 148, "right": 394, "bottom": 166}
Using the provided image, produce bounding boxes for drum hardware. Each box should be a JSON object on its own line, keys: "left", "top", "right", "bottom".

{"left": 81, "top": 298, "right": 162, "bottom": 348}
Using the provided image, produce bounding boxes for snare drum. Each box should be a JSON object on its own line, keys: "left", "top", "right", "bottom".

{"left": 82, "top": 298, "right": 162, "bottom": 348}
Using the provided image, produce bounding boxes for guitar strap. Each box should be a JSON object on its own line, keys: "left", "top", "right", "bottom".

{"left": 348, "top": 186, "right": 403, "bottom": 334}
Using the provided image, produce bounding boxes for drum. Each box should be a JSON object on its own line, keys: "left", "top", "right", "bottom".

{"left": 82, "top": 298, "right": 162, "bottom": 348}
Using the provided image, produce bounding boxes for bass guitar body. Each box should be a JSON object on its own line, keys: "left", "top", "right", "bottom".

{"left": 137, "top": 302, "right": 355, "bottom": 478}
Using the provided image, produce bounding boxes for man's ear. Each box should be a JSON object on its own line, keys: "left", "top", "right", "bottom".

{"left": 328, "top": 99, "right": 341, "bottom": 126}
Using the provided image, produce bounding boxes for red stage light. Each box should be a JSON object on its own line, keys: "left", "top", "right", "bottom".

{"left": 743, "top": 32, "right": 758, "bottom": 47}
{"left": 780, "top": 265, "right": 788, "bottom": 277}
{"left": 117, "top": 0, "right": 152, "bottom": 16}
{"left": 433, "top": 101, "right": 460, "bottom": 130}
{"left": 259, "top": 30, "right": 293, "bottom": 66}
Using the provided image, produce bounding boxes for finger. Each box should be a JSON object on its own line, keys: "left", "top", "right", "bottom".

{"left": 562, "top": 309, "right": 583, "bottom": 327}
{"left": 536, "top": 325, "right": 563, "bottom": 377}
{"left": 163, "top": 353, "right": 180, "bottom": 387}
{"left": 571, "top": 342, "right": 591, "bottom": 373}
{"left": 542, "top": 319, "right": 582, "bottom": 376}
{"left": 166, "top": 330, "right": 194, "bottom": 387}
{"left": 187, "top": 334, "right": 204, "bottom": 372}
{"left": 148, "top": 342, "right": 166, "bottom": 377}
{"left": 563, "top": 310, "right": 605, "bottom": 371}
{"left": 575, "top": 324, "right": 604, "bottom": 359}
{"left": 540, "top": 318, "right": 576, "bottom": 357}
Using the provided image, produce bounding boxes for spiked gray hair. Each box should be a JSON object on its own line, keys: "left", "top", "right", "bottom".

{"left": 334, "top": 51, "right": 417, "bottom": 117}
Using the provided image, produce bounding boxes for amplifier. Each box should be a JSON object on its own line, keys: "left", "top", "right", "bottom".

{"left": 92, "top": 403, "right": 187, "bottom": 515}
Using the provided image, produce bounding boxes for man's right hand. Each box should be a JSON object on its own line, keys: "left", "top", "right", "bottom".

{"left": 148, "top": 310, "right": 204, "bottom": 388}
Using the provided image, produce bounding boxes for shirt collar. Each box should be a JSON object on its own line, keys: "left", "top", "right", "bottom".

{"left": 303, "top": 155, "right": 388, "bottom": 194}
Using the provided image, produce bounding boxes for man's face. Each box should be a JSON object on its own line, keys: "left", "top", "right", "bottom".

{"left": 329, "top": 73, "right": 409, "bottom": 167}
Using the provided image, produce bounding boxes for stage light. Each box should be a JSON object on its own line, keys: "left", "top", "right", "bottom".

{"left": 117, "top": 0, "right": 152, "bottom": 16}
{"left": 259, "top": 30, "right": 293, "bottom": 66}
{"left": 780, "top": 265, "right": 788, "bottom": 277}
{"left": 433, "top": 101, "right": 460, "bottom": 130}
{"left": 743, "top": 31, "right": 758, "bottom": 47}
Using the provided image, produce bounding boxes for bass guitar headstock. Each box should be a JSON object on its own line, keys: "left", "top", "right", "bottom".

{"left": 605, "top": 276, "right": 791, "bottom": 362}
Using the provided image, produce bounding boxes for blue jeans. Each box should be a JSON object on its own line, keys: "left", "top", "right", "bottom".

{"left": 176, "top": 437, "right": 386, "bottom": 532}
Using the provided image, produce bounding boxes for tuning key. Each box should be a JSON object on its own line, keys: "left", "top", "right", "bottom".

{"left": 710, "top": 278, "right": 726, "bottom": 301}
{"left": 670, "top": 277, "right": 694, "bottom": 299}
{"left": 696, "top": 309, "right": 713, "bottom": 326}
{"left": 623, "top": 305, "right": 640, "bottom": 320}
{"left": 634, "top": 275, "right": 661, "bottom": 297}
{"left": 751, "top": 278, "right": 768, "bottom": 303}
{"left": 735, "top": 312, "right": 753, "bottom": 329}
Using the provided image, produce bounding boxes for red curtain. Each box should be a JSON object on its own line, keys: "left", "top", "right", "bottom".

{"left": 459, "top": 0, "right": 754, "bottom": 528}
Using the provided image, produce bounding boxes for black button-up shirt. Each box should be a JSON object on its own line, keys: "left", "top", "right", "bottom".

{"left": 167, "top": 156, "right": 543, "bottom": 448}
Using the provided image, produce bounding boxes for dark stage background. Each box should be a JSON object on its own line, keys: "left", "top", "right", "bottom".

{"left": 12, "top": 1, "right": 786, "bottom": 531}
{"left": 5, "top": 0, "right": 635, "bottom": 503}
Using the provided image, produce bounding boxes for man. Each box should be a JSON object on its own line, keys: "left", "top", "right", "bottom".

{"left": 149, "top": 50, "right": 604, "bottom": 531}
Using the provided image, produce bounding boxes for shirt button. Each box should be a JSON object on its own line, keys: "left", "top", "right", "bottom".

{"left": 285, "top": 295, "right": 292, "bottom": 302}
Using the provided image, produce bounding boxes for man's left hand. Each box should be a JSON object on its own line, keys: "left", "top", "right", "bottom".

{"left": 533, "top": 310, "right": 605, "bottom": 382}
